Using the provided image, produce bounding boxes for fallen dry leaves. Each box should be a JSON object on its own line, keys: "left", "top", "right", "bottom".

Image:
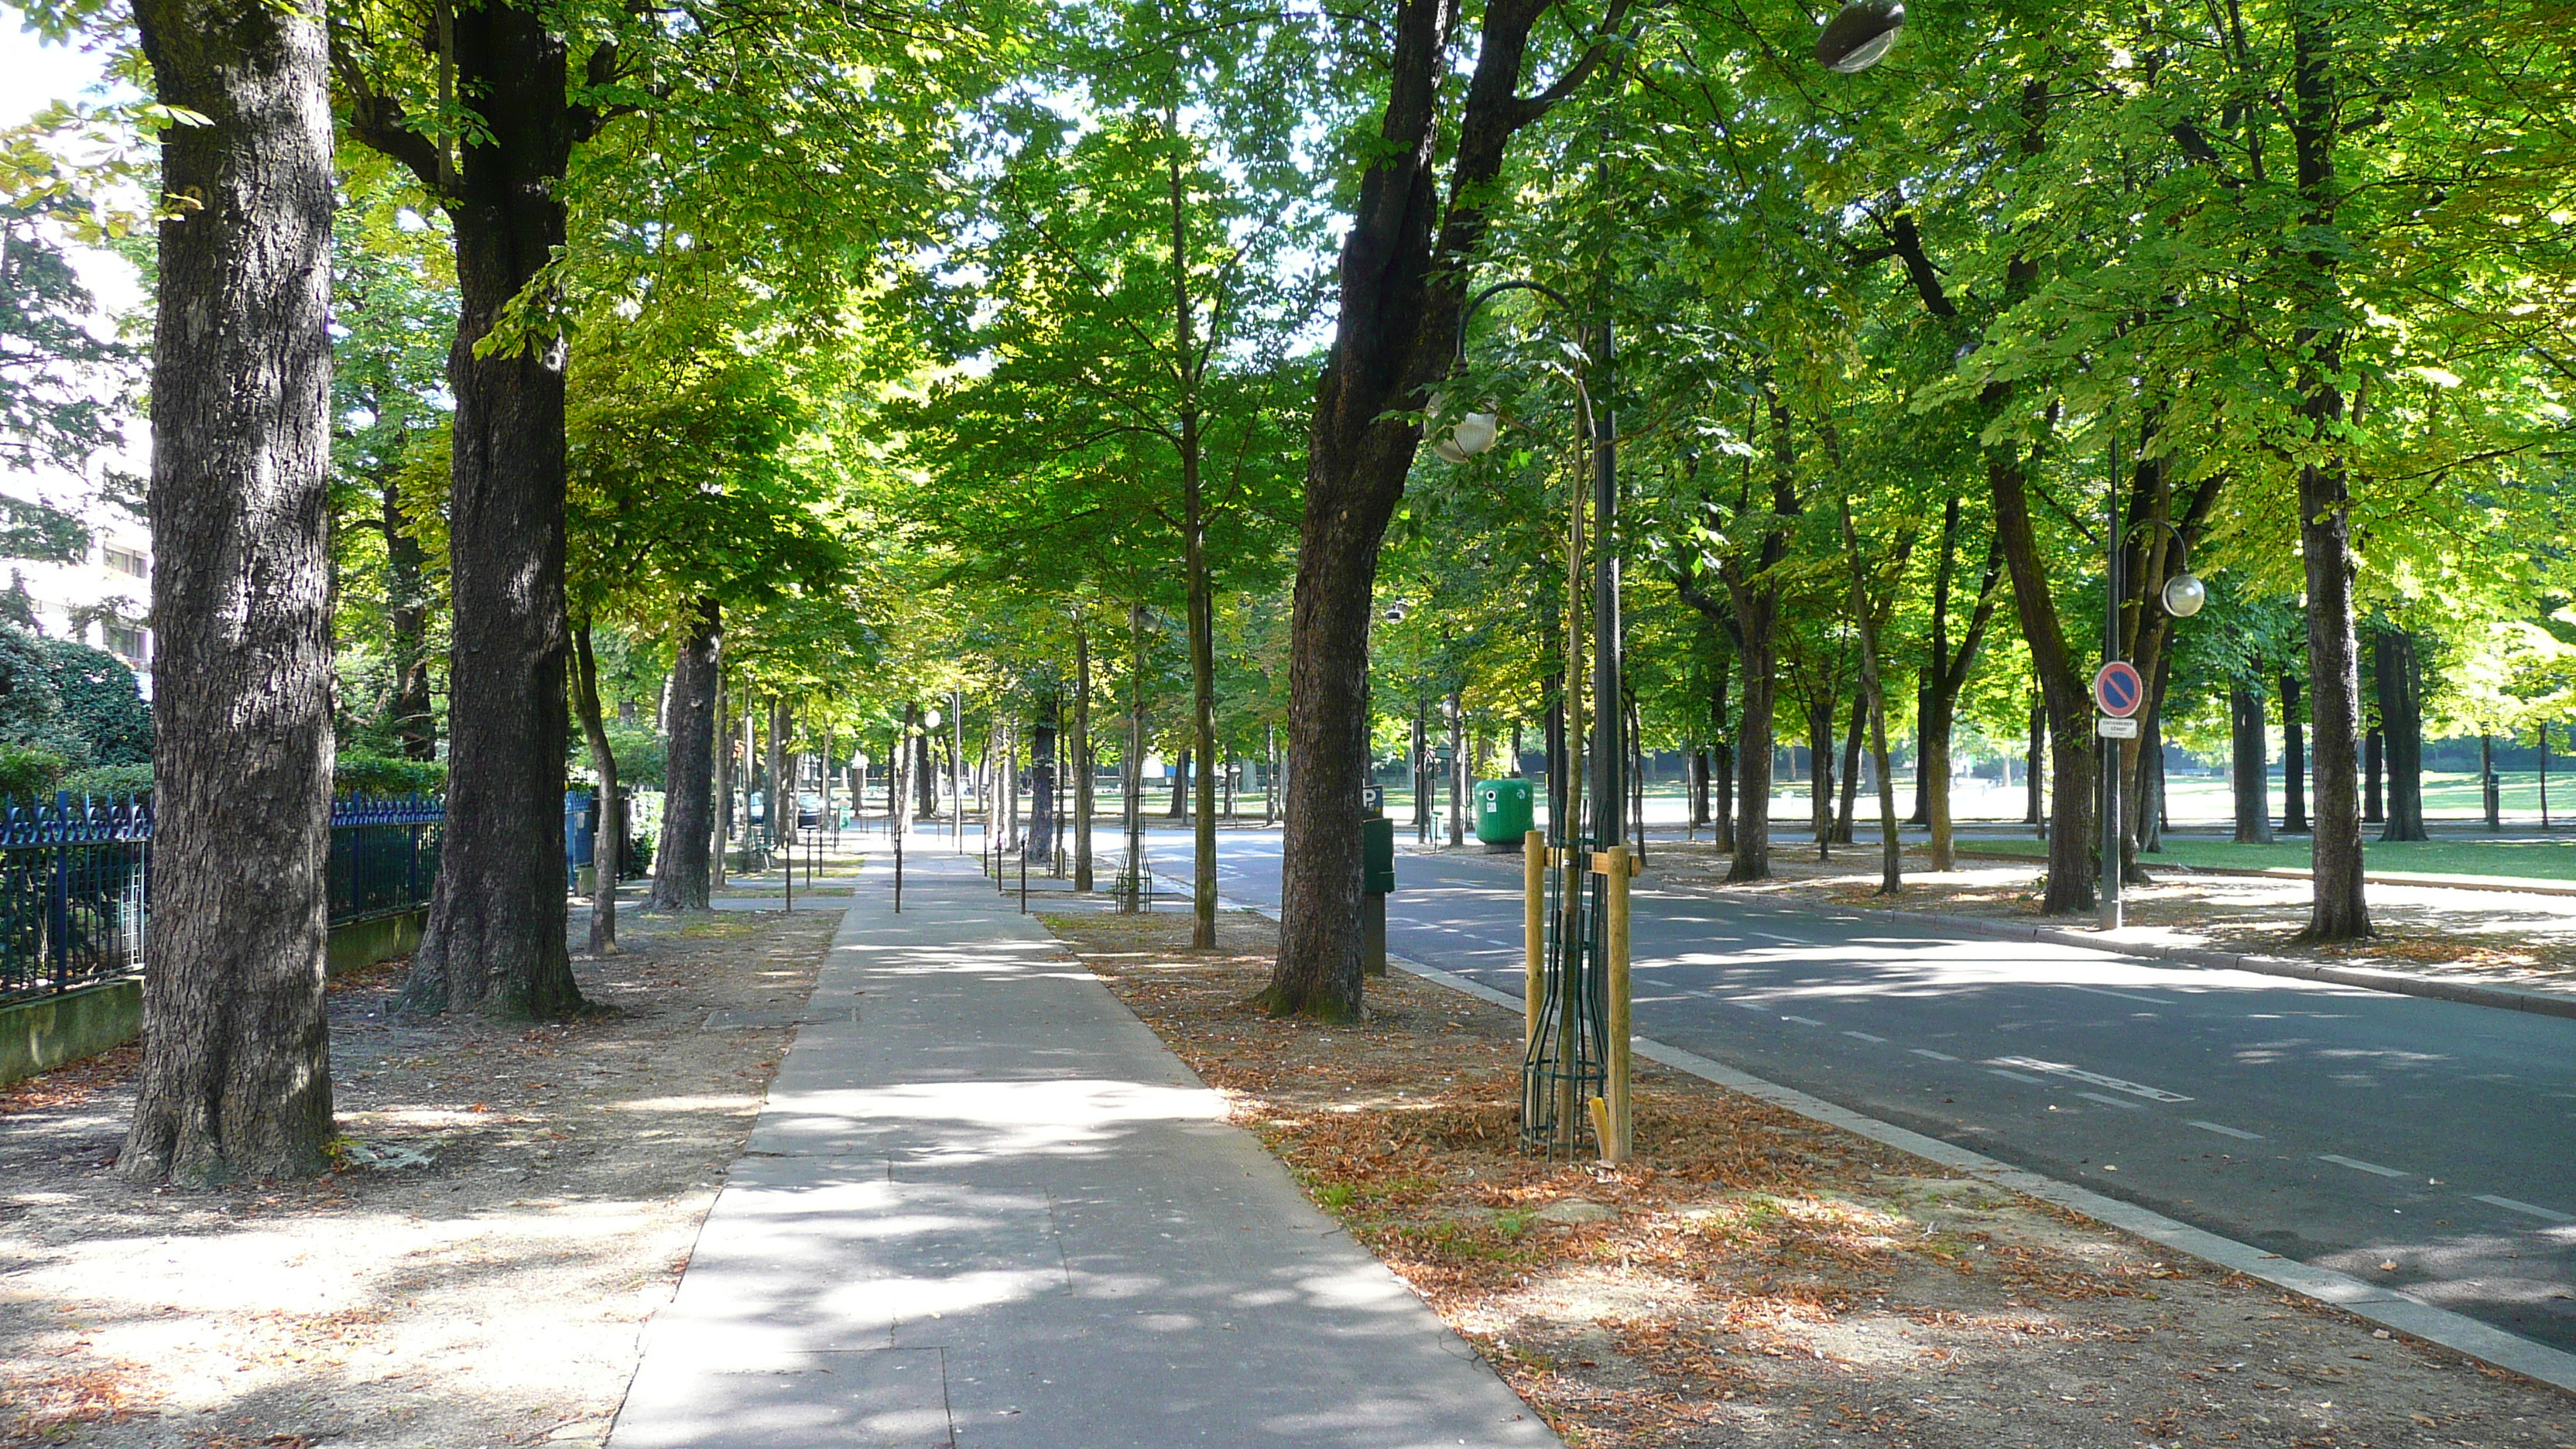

{"left": 1045, "top": 906, "right": 2576, "bottom": 1448}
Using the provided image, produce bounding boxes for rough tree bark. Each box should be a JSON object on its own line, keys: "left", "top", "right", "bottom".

{"left": 767, "top": 697, "right": 788, "bottom": 848}
{"left": 2375, "top": 625, "right": 2427, "bottom": 841}
{"left": 381, "top": 476, "right": 437, "bottom": 760}
{"left": 1029, "top": 695, "right": 1058, "bottom": 862}
{"left": 2365, "top": 726, "right": 2384, "bottom": 823}
{"left": 2025, "top": 700, "right": 2045, "bottom": 828}
{"left": 2288, "top": 0, "right": 2370, "bottom": 940}
{"left": 572, "top": 625, "right": 622, "bottom": 953}
{"left": 2232, "top": 680, "right": 2274, "bottom": 844}
{"left": 1832, "top": 694, "right": 1862, "bottom": 848}
{"left": 1124, "top": 602, "right": 1149, "bottom": 907}
{"left": 1074, "top": 611, "right": 1094, "bottom": 892}
{"left": 649, "top": 599, "right": 720, "bottom": 911}
{"left": 2280, "top": 673, "right": 2307, "bottom": 833}
{"left": 346, "top": 3, "right": 605, "bottom": 1019}
{"left": 1917, "top": 498, "right": 2004, "bottom": 871}
{"left": 122, "top": 0, "right": 337, "bottom": 1184}
{"left": 1262, "top": 0, "right": 1632, "bottom": 1018}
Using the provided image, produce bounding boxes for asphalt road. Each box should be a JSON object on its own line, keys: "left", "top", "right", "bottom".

{"left": 1122, "top": 824, "right": 2576, "bottom": 1355}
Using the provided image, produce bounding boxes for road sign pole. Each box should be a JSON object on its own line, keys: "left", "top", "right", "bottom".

{"left": 2102, "top": 426, "right": 2123, "bottom": 931}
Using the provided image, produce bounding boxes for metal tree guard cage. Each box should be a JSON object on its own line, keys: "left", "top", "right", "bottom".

{"left": 1521, "top": 834, "right": 1608, "bottom": 1155}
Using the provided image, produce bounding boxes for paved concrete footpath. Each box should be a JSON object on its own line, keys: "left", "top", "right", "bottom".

{"left": 608, "top": 853, "right": 1558, "bottom": 1449}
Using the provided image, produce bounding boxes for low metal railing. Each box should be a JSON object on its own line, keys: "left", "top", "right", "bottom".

{"left": 0, "top": 792, "right": 444, "bottom": 1003}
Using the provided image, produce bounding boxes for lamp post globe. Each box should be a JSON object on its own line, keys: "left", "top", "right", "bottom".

{"left": 1817, "top": 0, "right": 1904, "bottom": 72}
{"left": 2162, "top": 573, "right": 2208, "bottom": 618}
{"left": 923, "top": 707, "right": 943, "bottom": 730}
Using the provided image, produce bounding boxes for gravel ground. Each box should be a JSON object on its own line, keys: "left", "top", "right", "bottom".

{"left": 0, "top": 901, "right": 836, "bottom": 1449}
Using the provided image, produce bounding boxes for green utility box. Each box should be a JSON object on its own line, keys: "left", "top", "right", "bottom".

{"left": 1362, "top": 815, "right": 1397, "bottom": 894}
{"left": 1473, "top": 778, "right": 1534, "bottom": 850}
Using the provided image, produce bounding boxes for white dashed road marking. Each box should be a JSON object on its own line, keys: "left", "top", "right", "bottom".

{"left": 1843, "top": 1031, "right": 1888, "bottom": 1043}
{"left": 1989, "top": 1069, "right": 2048, "bottom": 1085}
{"left": 2189, "top": 1121, "right": 2263, "bottom": 1141}
{"left": 1782, "top": 1015, "right": 1825, "bottom": 1026}
{"left": 2061, "top": 984, "right": 2177, "bottom": 1005}
{"left": 2475, "top": 1194, "right": 2575, "bottom": 1224}
{"left": 1909, "top": 1049, "right": 1959, "bottom": 1062}
{"left": 2077, "top": 1091, "right": 2146, "bottom": 1112}
{"left": 2318, "top": 1154, "right": 2407, "bottom": 1179}
{"left": 1989, "top": 1055, "right": 2193, "bottom": 1103}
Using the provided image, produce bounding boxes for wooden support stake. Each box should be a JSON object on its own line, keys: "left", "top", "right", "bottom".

{"left": 1523, "top": 829, "right": 1547, "bottom": 1050}
{"left": 1602, "top": 844, "right": 1632, "bottom": 1164}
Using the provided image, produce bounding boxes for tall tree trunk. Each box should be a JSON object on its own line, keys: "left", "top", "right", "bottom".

{"left": 2024, "top": 698, "right": 2045, "bottom": 828}
{"left": 2376, "top": 625, "right": 2428, "bottom": 841}
{"left": 1833, "top": 692, "right": 1862, "bottom": 846}
{"left": 365, "top": 3, "right": 590, "bottom": 1022}
{"left": 1992, "top": 443, "right": 2096, "bottom": 913}
{"left": 1915, "top": 502, "right": 2000, "bottom": 872}
{"left": 1450, "top": 690, "right": 1468, "bottom": 848}
{"left": 1907, "top": 678, "right": 1933, "bottom": 827}
{"left": 1264, "top": 0, "right": 1630, "bottom": 1018}
{"left": 1841, "top": 494, "right": 1903, "bottom": 894}
{"left": 649, "top": 598, "right": 718, "bottom": 911}
{"left": 2482, "top": 733, "right": 2501, "bottom": 830}
{"left": 2365, "top": 725, "right": 2384, "bottom": 823}
{"left": 1807, "top": 696, "right": 1835, "bottom": 849}
{"left": 1168, "top": 745, "right": 1190, "bottom": 818}
{"left": 1074, "top": 612, "right": 1094, "bottom": 892}
{"left": 913, "top": 726, "right": 937, "bottom": 820}
{"left": 1125, "top": 602, "right": 1149, "bottom": 908}
{"left": 2280, "top": 673, "right": 2308, "bottom": 832}
{"left": 2288, "top": 0, "right": 2370, "bottom": 940}
{"left": 709, "top": 686, "right": 728, "bottom": 889}
{"left": 382, "top": 476, "right": 436, "bottom": 760}
{"left": 2232, "top": 681, "right": 2273, "bottom": 843}
{"left": 768, "top": 697, "right": 789, "bottom": 848}
{"left": 121, "top": 0, "right": 336, "bottom": 1184}
{"left": 1689, "top": 748, "right": 1709, "bottom": 831}
{"left": 1030, "top": 695, "right": 1059, "bottom": 862}
{"left": 572, "top": 625, "right": 620, "bottom": 953}
{"left": 2137, "top": 653, "right": 2170, "bottom": 852}
{"left": 1725, "top": 584, "right": 1780, "bottom": 880}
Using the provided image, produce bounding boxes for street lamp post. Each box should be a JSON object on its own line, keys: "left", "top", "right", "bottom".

{"left": 1435, "top": 0, "right": 1908, "bottom": 1151}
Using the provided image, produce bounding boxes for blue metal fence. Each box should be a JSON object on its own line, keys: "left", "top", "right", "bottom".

{"left": 0, "top": 791, "right": 444, "bottom": 1003}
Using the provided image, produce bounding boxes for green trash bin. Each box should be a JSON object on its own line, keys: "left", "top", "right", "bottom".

{"left": 1362, "top": 816, "right": 1396, "bottom": 894}
{"left": 1473, "top": 778, "right": 1533, "bottom": 850}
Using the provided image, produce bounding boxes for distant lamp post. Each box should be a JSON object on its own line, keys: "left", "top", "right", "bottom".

{"left": 1817, "top": 0, "right": 1905, "bottom": 72}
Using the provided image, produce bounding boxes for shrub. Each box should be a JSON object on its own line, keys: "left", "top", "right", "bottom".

{"left": 60, "top": 762, "right": 151, "bottom": 800}
{"left": 39, "top": 638, "right": 149, "bottom": 765}
{"left": 336, "top": 753, "right": 447, "bottom": 797}
{"left": 0, "top": 624, "right": 87, "bottom": 767}
{"left": 0, "top": 743, "right": 67, "bottom": 805}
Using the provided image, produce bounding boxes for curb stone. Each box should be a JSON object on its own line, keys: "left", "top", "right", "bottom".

{"left": 1383, "top": 951, "right": 2576, "bottom": 1399}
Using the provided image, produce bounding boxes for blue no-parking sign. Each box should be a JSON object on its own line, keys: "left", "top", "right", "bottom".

{"left": 2092, "top": 660, "right": 2145, "bottom": 718}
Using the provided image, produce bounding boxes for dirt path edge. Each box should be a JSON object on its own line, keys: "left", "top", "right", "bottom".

{"left": 1388, "top": 948, "right": 2576, "bottom": 1396}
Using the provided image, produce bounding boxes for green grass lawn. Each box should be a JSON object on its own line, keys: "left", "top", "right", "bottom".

{"left": 1958, "top": 833, "right": 2576, "bottom": 883}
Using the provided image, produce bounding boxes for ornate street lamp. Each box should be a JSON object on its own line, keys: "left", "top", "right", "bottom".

{"left": 1816, "top": 0, "right": 1905, "bottom": 73}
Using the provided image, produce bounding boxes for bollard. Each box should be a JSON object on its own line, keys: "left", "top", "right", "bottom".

{"left": 894, "top": 837, "right": 903, "bottom": 914}
{"left": 1019, "top": 847, "right": 1027, "bottom": 913}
